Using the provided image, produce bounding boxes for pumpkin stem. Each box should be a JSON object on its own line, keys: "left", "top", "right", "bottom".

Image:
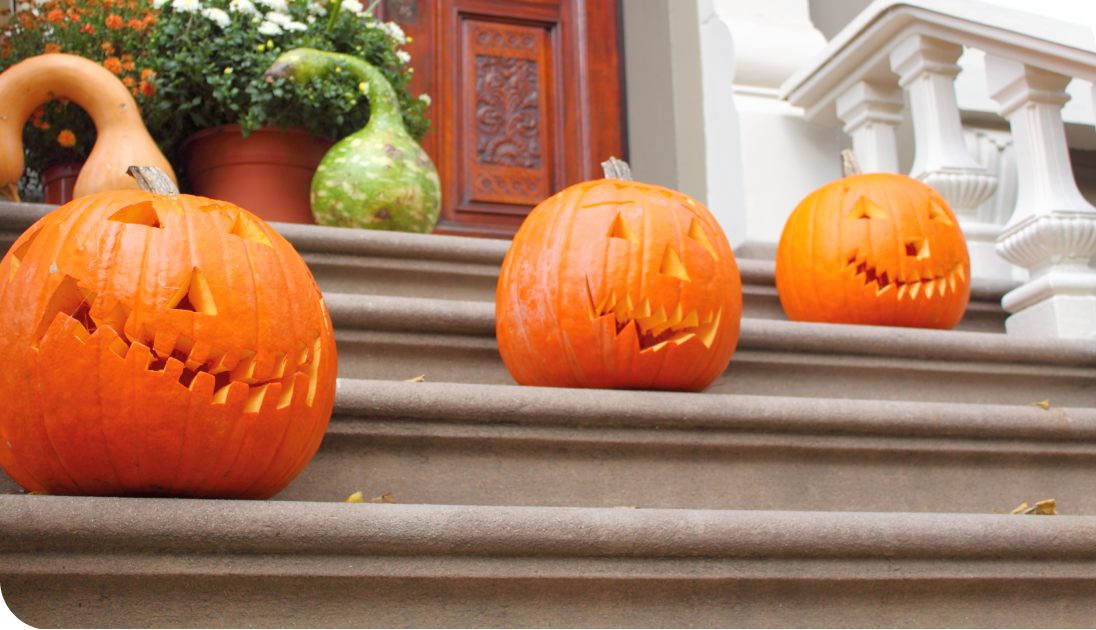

{"left": 841, "top": 149, "right": 862, "bottom": 177}
{"left": 0, "top": 182, "right": 19, "bottom": 203}
{"left": 601, "top": 157, "right": 633, "bottom": 181}
{"left": 126, "top": 166, "right": 179, "bottom": 195}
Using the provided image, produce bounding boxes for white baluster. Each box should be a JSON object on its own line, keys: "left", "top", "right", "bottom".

{"left": 890, "top": 36, "right": 1008, "bottom": 278}
{"left": 987, "top": 55, "right": 1096, "bottom": 338}
{"left": 835, "top": 81, "right": 904, "bottom": 173}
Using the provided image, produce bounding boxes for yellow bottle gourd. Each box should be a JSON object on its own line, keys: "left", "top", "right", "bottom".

{"left": 0, "top": 53, "right": 176, "bottom": 202}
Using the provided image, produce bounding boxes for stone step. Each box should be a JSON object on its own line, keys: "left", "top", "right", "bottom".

{"left": 4, "top": 495, "right": 1095, "bottom": 627}
{"left": 275, "top": 378, "right": 1096, "bottom": 512}
{"left": 1, "top": 202, "right": 1015, "bottom": 331}
{"left": 4, "top": 378, "right": 1090, "bottom": 513}
{"left": 327, "top": 293, "right": 1096, "bottom": 406}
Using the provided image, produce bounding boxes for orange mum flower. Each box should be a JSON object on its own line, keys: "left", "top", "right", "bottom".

{"left": 44, "top": 43, "right": 62, "bottom": 54}
{"left": 46, "top": 9, "right": 64, "bottom": 22}
{"left": 142, "top": 13, "right": 156, "bottom": 26}
{"left": 100, "top": 42, "right": 114, "bottom": 54}
{"left": 39, "top": 123, "right": 50, "bottom": 130}
{"left": 57, "top": 130, "right": 76, "bottom": 148}
{"left": 102, "top": 56, "right": 123, "bottom": 74}
{"left": 126, "top": 18, "right": 144, "bottom": 31}
{"left": 80, "top": 23, "right": 96, "bottom": 34}
{"left": 140, "top": 68, "right": 154, "bottom": 80}
{"left": 122, "top": 76, "right": 135, "bottom": 87}
{"left": 123, "top": 60, "right": 135, "bottom": 71}
{"left": 104, "top": 14, "right": 123, "bottom": 28}
{"left": 139, "top": 80, "right": 155, "bottom": 97}
{"left": 130, "top": 86, "right": 139, "bottom": 97}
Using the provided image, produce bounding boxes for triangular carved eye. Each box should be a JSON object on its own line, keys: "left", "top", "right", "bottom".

{"left": 928, "top": 201, "right": 954, "bottom": 225}
{"left": 659, "top": 245, "right": 690, "bottom": 281}
{"left": 846, "top": 196, "right": 888, "bottom": 220}
{"left": 109, "top": 201, "right": 162, "bottom": 228}
{"left": 8, "top": 225, "right": 40, "bottom": 281}
{"left": 229, "top": 212, "right": 273, "bottom": 247}
{"left": 167, "top": 269, "right": 218, "bottom": 315}
{"left": 904, "top": 237, "right": 930, "bottom": 259}
{"left": 606, "top": 213, "right": 639, "bottom": 243}
{"left": 687, "top": 218, "right": 719, "bottom": 260}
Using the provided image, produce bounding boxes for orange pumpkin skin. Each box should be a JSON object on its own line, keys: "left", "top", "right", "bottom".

{"left": 496, "top": 179, "right": 742, "bottom": 392}
{"left": 0, "top": 190, "right": 336, "bottom": 499}
{"left": 775, "top": 173, "right": 970, "bottom": 329}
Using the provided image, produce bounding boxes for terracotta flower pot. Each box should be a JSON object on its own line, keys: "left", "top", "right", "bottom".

{"left": 41, "top": 161, "right": 84, "bottom": 205}
{"left": 181, "top": 125, "right": 335, "bottom": 224}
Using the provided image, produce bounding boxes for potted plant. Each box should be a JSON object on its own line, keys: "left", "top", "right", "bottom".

{"left": 0, "top": 0, "right": 163, "bottom": 203}
{"left": 0, "top": 0, "right": 429, "bottom": 222}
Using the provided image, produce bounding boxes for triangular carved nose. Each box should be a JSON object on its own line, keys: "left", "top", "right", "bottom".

{"left": 659, "top": 245, "right": 690, "bottom": 281}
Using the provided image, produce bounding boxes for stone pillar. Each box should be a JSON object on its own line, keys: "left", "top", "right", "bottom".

{"left": 890, "top": 35, "right": 1005, "bottom": 278}
{"left": 835, "top": 81, "right": 904, "bottom": 173}
{"left": 987, "top": 55, "right": 1096, "bottom": 338}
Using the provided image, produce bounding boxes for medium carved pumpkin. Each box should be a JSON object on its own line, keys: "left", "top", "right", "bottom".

{"left": 0, "top": 168, "right": 336, "bottom": 499}
{"left": 496, "top": 161, "right": 742, "bottom": 392}
{"left": 775, "top": 170, "right": 970, "bottom": 329}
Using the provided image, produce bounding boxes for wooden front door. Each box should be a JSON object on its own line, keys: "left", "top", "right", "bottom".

{"left": 381, "top": 0, "right": 626, "bottom": 238}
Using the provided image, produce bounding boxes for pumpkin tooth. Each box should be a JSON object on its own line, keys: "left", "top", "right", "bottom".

{"left": 597, "top": 291, "right": 617, "bottom": 317}
{"left": 908, "top": 281, "right": 921, "bottom": 299}
{"left": 949, "top": 271, "right": 958, "bottom": 293}
{"left": 923, "top": 279, "right": 935, "bottom": 298}
{"left": 652, "top": 304, "right": 684, "bottom": 337}
{"left": 585, "top": 280, "right": 599, "bottom": 320}
{"left": 636, "top": 305, "right": 667, "bottom": 334}
{"left": 612, "top": 294, "right": 634, "bottom": 324}
{"left": 897, "top": 284, "right": 909, "bottom": 300}
{"left": 696, "top": 309, "right": 722, "bottom": 348}
{"left": 631, "top": 297, "right": 651, "bottom": 319}
{"left": 670, "top": 331, "right": 696, "bottom": 346}
{"left": 876, "top": 282, "right": 894, "bottom": 297}
{"left": 955, "top": 264, "right": 966, "bottom": 281}
{"left": 702, "top": 310, "right": 713, "bottom": 324}
{"left": 675, "top": 309, "right": 699, "bottom": 331}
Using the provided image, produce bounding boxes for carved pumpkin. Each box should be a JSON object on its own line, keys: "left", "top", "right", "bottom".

{"left": 0, "top": 54, "right": 177, "bottom": 202}
{"left": 0, "top": 168, "right": 336, "bottom": 499}
{"left": 496, "top": 161, "right": 742, "bottom": 392}
{"left": 775, "top": 171, "right": 970, "bottom": 329}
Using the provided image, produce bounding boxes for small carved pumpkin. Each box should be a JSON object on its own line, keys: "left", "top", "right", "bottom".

{"left": 0, "top": 168, "right": 336, "bottom": 499}
{"left": 775, "top": 171, "right": 970, "bottom": 329}
{"left": 496, "top": 161, "right": 742, "bottom": 392}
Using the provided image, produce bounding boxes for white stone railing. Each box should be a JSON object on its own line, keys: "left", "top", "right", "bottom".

{"left": 780, "top": 0, "right": 1096, "bottom": 338}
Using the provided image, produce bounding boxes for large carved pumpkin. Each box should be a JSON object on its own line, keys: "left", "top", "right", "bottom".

{"left": 496, "top": 163, "right": 742, "bottom": 392}
{"left": 775, "top": 171, "right": 970, "bottom": 329}
{"left": 0, "top": 169, "right": 336, "bottom": 499}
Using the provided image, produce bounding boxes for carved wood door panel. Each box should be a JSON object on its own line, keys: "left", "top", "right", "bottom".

{"left": 382, "top": 0, "right": 625, "bottom": 238}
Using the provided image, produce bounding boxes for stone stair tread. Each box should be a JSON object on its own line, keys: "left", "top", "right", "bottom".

{"left": 325, "top": 292, "right": 1094, "bottom": 367}
{"left": 4, "top": 496, "right": 1095, "bottom": 626}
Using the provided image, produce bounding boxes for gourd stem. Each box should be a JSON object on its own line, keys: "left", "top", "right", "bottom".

{"left": 126, "top": 166, "right": 179, "bottom": 195}
{"left": 601, "top": 157, "right": 633, "bottom": 181}
{"left": 841, "top": 149, "right": 862, "bottom": 177}
{"left": 0, "top": 182, "right": 19, "bottom": 203}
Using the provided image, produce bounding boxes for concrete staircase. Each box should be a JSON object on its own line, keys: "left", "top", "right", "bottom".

{"left": 3, "top": 202, "right": 1096, "bottom": 627}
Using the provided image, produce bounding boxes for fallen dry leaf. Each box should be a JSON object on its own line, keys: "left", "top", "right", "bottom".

{"left": 404, "top": 375, "right": 425, "bottom": 382}
{"left": 1010, "top": 499, "right": 1057, "bottom": 515}
{"left": 1029, "top": 400, "right": 1050, "bottom": 410}
{"left": 345, "top": 491, "right": 365, "bottom": 503}
{"left": 369, "top": 492, "right": 396, "bottom": 503}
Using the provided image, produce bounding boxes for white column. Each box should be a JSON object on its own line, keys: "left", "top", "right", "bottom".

{"left": 890, "top": 35, "right": 1006, "bottom": 279}
{"left": 835, "top": 81, "right": 904, "bottom": 173}
{"left": 987, "top": 55, "right": 1096, "bottom": 338}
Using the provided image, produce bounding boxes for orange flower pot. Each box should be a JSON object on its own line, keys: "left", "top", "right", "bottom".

{"left": 181, "top": 125, "right": 334, "bottom": 224}
{"left": 41, "top": 161, "right": 84, "bottom": 205}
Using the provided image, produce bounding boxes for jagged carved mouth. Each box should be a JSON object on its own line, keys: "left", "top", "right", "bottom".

{"left": 36, "top": 274, "right": 323, "bottom": 410}
{"left": 585, "top": 279, "right": 721, "bottom": 352}
{"left": 844, "top": 254, "right": 966, "bottom": 299}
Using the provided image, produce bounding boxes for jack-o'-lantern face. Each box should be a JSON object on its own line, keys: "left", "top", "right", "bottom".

{"left": 496, "top": 178, "right": 742, "bottom": 392}
{"left": 775, "top": 173, "right": 970, "bottom": 328}
{"left": 0, "top": 189, "right": 337, "bottom": 499}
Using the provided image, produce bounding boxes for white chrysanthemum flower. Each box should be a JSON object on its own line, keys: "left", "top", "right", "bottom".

{"left": 284, "top": 20, "right": 307, "bottom": 31}
{"left": 171, "top": 0, "right": 202, "bottom": 13}
{"left": 396, "top": 50, "right": 411, "bottom": 64}
{"left": 229, "top": 0, "right": 258, "bottom": 14}
{"left": 256, "top": 0, "right": 288, "bottom": 11}
{"left": 306, "top": 1, "right": 325, "bottom": 15}
{"left": 306, "top": 14, "right": 316, "bottom": 23}
{"left": 418, "top": 94, "right": 431, "bottom": 106}
{"left": 340, "top": 0, "right": 363, "bottom": 12}
{"left": 264, "top": 10, "right": 291, "bottom": 24}
{"left": 384, "top": 21, "right": 406, "bottom": 44}
{"left": 202, "top": 7, "right": 231, "bottom": 27}
{"left": 16, "top": 2, "right": 31, "bottom": 11}
{"left": 257, "top": 20, "right": 283, "bottom": 35}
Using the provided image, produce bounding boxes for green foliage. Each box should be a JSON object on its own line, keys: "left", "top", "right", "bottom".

{"left": 0, "top": 0, "right": 429, "bottom": 194}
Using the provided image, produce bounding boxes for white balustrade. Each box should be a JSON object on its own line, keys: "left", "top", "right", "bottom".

{"left": 780, "top": 0, "right": 1096, "bottom": 336}
{"left": 835, "top": 81, "right": 904, "bottom": 173}
{"left": 987, "top": 57, "right": 1096, "bottom": 338}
